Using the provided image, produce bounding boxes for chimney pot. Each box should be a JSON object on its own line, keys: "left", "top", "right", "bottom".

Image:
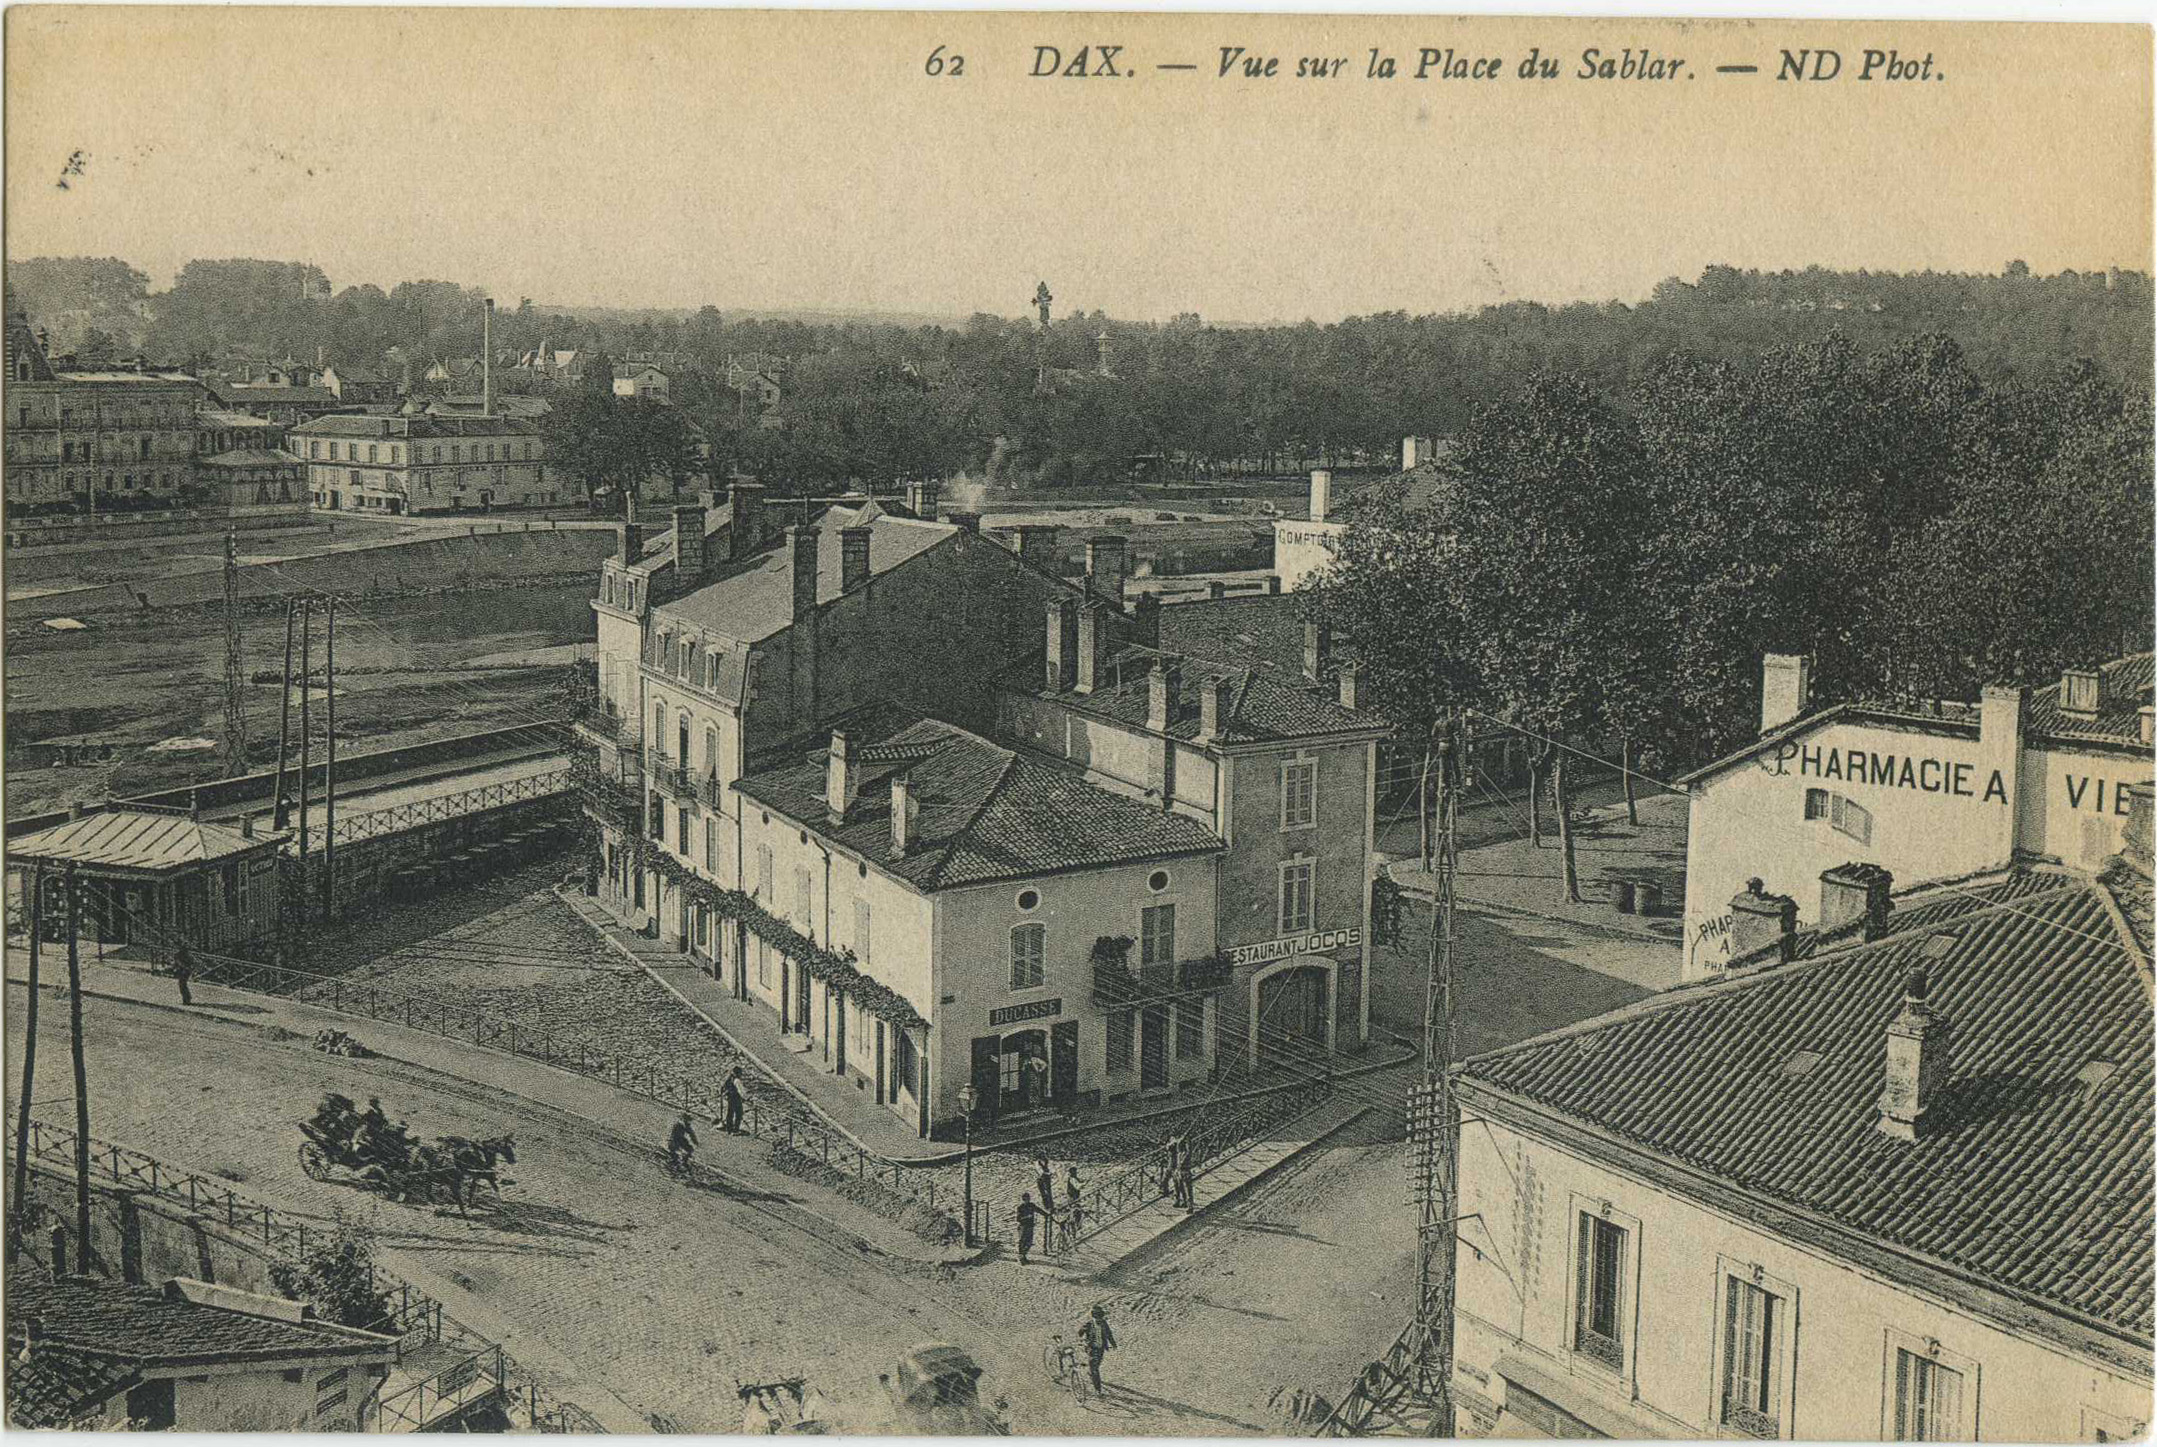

{"left": 726, "top": 480, "right": 766, "bottom": 561}
{"left": 1132, "top": 592, "right": 1160, "bottom": 641}
{"left": 1016, "top": 524, "right": 1061, "bottom": 575}
{"left": 1760, "top": 654, "right": 1812, "bottom": 733}
{"left": 1266, "top": 575, "right": 1282, "bottom": 595}
{"left": 1197, "top": 673, "right": 1233, "bottom": 742}
{"left": 672, "top": 504, "right": 706, "bottom": 581}
{"left": 2140, "top": 706, "right": 2154, "bottom": 745}
{"left": 1148, "top": 656, "right": 1183, "bottom": 733}
{"left": 788, "top": 524, "right": 819, "bottom": 621}
{"left": 905, "top": 479, "right": 941, "bottom": 521}
{"left": 241, "top": 814, "right": 255, "bottom": 839}
{"left": 1045, "top": 598, "right": 1078, "bottom": 691}
{"left": 1728, "top": 883, "right": 1798, "bottom": 965}
{"left": 1207, "top": 581, "right": 1227, "bottom": 601}
{"left": 949, "top": 511, "right": 981, "bottom": 534}
{"left": 890, "top": 772, "right": 915, "bottom": 858}
{"left": 1309, "top": 469, "right": 1332, "bottom": 524}
{"left": 1338, "top": 663, "right": 1362, "bottom": 711}
{"left": 826, "top": 731, "right": 854, "bottom": 823}
{"left": 1085, "top": 534, "right": 1129, "bottom": 608}
{"left": 1878, "top": 971, "right": 1952, "bottom": 1140}
{"left": 1820, "top": 862, "right": 1893, "bottom": 941}
{"left": 1077, "top": 602, "right": 1113, "bottom": 695}
{"left": 1303, "top": 620, "right": 1332, "bottom": 684}
{"left": 840, "top": 526, "right": 872, "bottom": 593}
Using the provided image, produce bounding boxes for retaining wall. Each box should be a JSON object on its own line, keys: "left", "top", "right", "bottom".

{"left": 13, "top": 1157, "right": 284, "bottom": 1293}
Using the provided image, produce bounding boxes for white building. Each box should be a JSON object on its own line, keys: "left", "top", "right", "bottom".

{"left": 1678, "top": 652, "right": 2156, "bottom": 979}
{"left": 1272, "top": 437, "right": 1454, "bottom": 592}
{"left": 1450, "top": 836, "right": 2154, "bottom": 1441}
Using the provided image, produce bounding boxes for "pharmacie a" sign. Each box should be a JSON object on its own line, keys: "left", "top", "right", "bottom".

{"left": 1227, "top": 927, "right": 1363, "bottom": 969}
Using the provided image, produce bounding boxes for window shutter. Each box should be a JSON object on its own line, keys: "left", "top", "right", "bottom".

{"left": 1575, "top": 1213, "right": 1594, "bottom": 1338}
{"left": 1721, "top": 1276, "right": 1741, "bottom": 1418}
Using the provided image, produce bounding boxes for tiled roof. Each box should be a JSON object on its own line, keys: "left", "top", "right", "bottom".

{"left": 1156, "top": 594, "right": 1311, "bottom": 681}
{"left": 1459, "top": 868, "right": 2155, "bottom": 1344}
{"left": 4, "top": 312, "right": 57, "bottom": 383}
{"left": 201, "top": 447, "right": 301, "bottom": 468}
{"left": 6, "top": 1272, "right": 394, "bottom": 1368}
{"left": 428, "top": 395, "right": 553, "bottom": 419}
{"left": 290, "top": 413, "right": 542, "bottom": 438}
{"left": 2023, "top": 654, "right": 2155, "bottom": 747}
{"left": 734, "top": 704, "right": 1223, "bottom": 892}
{"left": 654, "top": 504, "right": 954, "bottom": 644}
{"left": 5, "top": 1341, "right": 140, "bottom": 1428}
{"left": 226, "top": 384, "right": 339, "bottom": 404}
{"left": 11, "top": 810, "right": 273, "bottom": 872}
{"left": 1017, "top": 642, "right": 1378, "bottom": 746}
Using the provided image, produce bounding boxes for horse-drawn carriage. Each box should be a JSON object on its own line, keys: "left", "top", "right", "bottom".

{"left": 298, "top": 1094, "right": 515, "bottom": 1214}
{"left": 737, "top": 1345, "right": 1008, "bottom": 1437}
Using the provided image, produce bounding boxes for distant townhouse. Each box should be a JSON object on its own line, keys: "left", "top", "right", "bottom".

{"left": 1678, "top": 651, "right": 2157, "bottom": 978}
{"left": 288, "top": 412, "right": 556, "bottom": 513}
{"left": 420, "top": 356, "right": 485, "bottom": 392}
{"left": 4, "top": 310, "right": 208, "bottom": 514}
{"left": 510, "top": 344, "right": 587, "bottom": 391}
{"left": 1274, "top": 437, "right": 1454, "bottom": 592}
{"left": 1449, "top": 829, "right": 2154, "bottom": 1441}
{"left": 213, "top": 382, "right": 348, "bottom": 430}
{"left": 319, "top": 362, "right": 392, "bottom": 405}
{"left": 612, "top": 362, "right": 671, "bottom": 401}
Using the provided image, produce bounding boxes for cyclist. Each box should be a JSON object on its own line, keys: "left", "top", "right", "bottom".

{"left": 667, "top": 1111, "right": 699, "bottom": 1175}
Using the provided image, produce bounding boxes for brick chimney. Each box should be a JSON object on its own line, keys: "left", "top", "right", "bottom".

{"left": 826, "top": 731, "right": 854, "bottom": 823}
{"left": 1728, "top": 879, "right": 1797, "bottom": 964}
{"left": 948, "top": 511, "right": 981, "bottom": 534}
{"left": 1077, "top": 602, "right": 1113, "bottom": 694}
{"left": 1197, "top": 674, "right": 1233, "bottom": 742}
{"left": 672, "top": 505, "right": 705, "bottom": 581}
{"left": 1044, "top": 598, "right": 1078, "bottom": 691}
{"left": 1086, "top": 534, "right": 1128, "bottom": 608}
{"left": 1338, "top": 663, "right": 1362, "bottom": 711}
{"left": 1309, "top": 469, "right": 1332, "bottom": 524}
{"left": 789, "top": 525, "right": 820, "bottom": 727}
{"left": 1303, "top": 620, "right": 1331, "bottom": 684}
{"left": 2060, "top": 665, "right": 2101, "bottom": 717}
{"left": 905, "top": 478, "right": 940, "bottom": 521}
{"left": 890, "top": 772, "right": 915, "bottom": 858}
{"left": 1266, "top": 576, "right": 1282, "bottom": 595}
{"left": 1016, "top": 524, "right": 1060, "bottom": 575}
{"left": 1402, "top": 436, "right": 1435, "bottom": 470}
{"left": 1148, "top": 656, "right": 1182, "bottom": 733}
{"left": 1819, "top": 862, "right": 1893, "bottom": 941}
{"left": 1208, "top": 581, "right": 1228, "bottom": 601}
{"left": 840, "top": 526, "right": 872, "bottom": 593}
{"left": 1760, "top": 654, "right": 1811, "bottom": 732}
{"left": 617, "top": 489, "right": 644, "bottom": 565}
{"left": 1877, "top": 969, "right": 1952, "bottom": 1141}
{"left": 1132, "top": 592, "right": 1160, "bottom": 646}
{"left": 481, "top": 298, "right": 495, "bottom": 418}
{"left": 727, "top": 479, "right": 765, "bottom": 561}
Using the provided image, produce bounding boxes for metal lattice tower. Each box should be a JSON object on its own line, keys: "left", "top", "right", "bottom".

{"left": 1317, "top": 723, "right": 1461, "bottom": 1438}
{"left": 222, "top": 532, "right": 248, "bottom": 777}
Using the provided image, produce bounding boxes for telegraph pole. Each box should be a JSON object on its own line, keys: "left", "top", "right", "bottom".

{"left": 272, "top": 604, "right": 295, "bottom": 831}
{"left": 322, "top": 597, "right": 336, "bottom": 923}
{"left": 297, "top": 601, "right": 312, "bottom": 921}
{"left": 222, "top": 532, "right": 248, "bottom": 778}
{"left": 65, "top": 864, "right": 92, "bottom": 1272}
{"left": 9, "top": 867, "right": 44, "bottom": 1264}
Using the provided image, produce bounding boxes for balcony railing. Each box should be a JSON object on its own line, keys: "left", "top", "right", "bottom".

{"left": 646, "top": 750, "right": 696, "bottom": 798}
{"left": 571, "top": 704, "right": 629, "bottom": 748}
{"left": 1092, "top": 952, "right": 1233, "bottom": 1008}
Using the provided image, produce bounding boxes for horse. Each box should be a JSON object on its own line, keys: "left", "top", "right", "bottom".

{"left": 436, "top": 1134, "right": 517, "bottom": 1208}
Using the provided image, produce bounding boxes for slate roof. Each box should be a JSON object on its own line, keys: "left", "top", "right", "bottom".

{"left": 1155, "top": 594, "right": 1312, "bottom": 680}
{"left": 201, "top": 447, "right": 301, "bottom": 468}
{"left": 6, "top": 1271, "right": 394, "bottom": 1369}
{"left": 225, "top": 384, "right": 339, "bottom": 404}
{"left": 734, "top": 704, "right": 1223, "bottom": 892}
{"left": 1018, "top": 641, "right": 1379, "bottom": 747}
{"left": 10, "top": 810, "right": 274, "bottom": 872}
{"left": 290, "top": 413, "right": 542, "bottom": 438}
{"left": 654, "top": 503, "right": 954, "bottom": 644}
{"left": 1458, "top": 867, "right": 2155, "bottom": 1346}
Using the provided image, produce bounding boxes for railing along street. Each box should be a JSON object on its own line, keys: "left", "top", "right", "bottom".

{"left": 313, "top": 764, "right": 573, "bottom": 848}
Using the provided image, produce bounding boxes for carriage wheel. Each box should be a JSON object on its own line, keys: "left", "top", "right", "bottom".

{"left": 298, "top": 1142, "right": 332, "bottom": 1181}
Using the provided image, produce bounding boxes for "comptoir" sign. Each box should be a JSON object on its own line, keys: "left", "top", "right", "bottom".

{"left": 1226, "top": 927, "right": 1364, "bottom": 969}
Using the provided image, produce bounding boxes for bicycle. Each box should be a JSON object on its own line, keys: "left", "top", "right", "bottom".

{"left": 664, "top": 1148, "right": 695, "bottom": 1181}
{"left": 1042, "top": 1334, "right": 1081, "bottom": 1394}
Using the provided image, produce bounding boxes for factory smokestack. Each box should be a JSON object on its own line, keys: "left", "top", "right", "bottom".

{"left": 482, "top": 298, "right": 495, "bottom": 418}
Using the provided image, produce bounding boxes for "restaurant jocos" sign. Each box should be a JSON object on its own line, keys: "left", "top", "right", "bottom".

{"left": 1227, "top": 927, "right": 1364, "bottom": 969}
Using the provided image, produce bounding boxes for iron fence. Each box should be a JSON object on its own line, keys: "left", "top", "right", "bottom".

{"left": 316, "top": 765, "right": 573, "bottom": 847}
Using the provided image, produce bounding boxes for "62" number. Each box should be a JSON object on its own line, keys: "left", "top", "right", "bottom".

{"left": 925, "top": 45, "right": 966, "bottom": 77}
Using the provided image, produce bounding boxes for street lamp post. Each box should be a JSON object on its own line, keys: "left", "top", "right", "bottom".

{"left": 957, "top": 1084, "right": 978, "bottom": 1247}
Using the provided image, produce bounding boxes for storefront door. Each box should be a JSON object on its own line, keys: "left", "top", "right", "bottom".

{"left": 1051, "top": 1021, "right": 1079, "bottom": 1107}
{"left": 1140, "top": 1005, "right": 1170, "bottom": 1089}
{"left": 969, "top": 1036, "right": 1002, "bottom": 1128}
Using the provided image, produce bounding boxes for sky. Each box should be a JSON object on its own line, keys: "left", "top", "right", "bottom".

{"left": 6, "top": 9, "right": 2151, "bottom": 323}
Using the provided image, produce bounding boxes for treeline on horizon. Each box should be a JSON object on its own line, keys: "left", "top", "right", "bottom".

{"left": 5, "top": 254, "right": 2152, "bottom": 488}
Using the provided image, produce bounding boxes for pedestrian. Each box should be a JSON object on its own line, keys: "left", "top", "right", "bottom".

{"left": 1078, "top": 1304, "right": 1118, "bottom": 1392}
{"left": 1175, "top": 1142, "right": 1196, "bottom": 1210}
{"left": 172, "top": 946, "right": 193, "bottom": 1006}
{"left": 1015, "top": 1191, "right": 1039, "bottom": 1265}
{"left": 1034, "top": 1152, "right": 1056, "bottom": 1217}
{"left": 1157, "top": 1134, "right": 1180, "bottom": 1199}
{"left": 1063, "top": 1166, "right": 1086, "bottom": 1247}
{"left": 722, "top": 1066, "right": 746, "bottom": 1134}
{"left": 1023, "top": 1047, "right": 1051, "bottom": 1109}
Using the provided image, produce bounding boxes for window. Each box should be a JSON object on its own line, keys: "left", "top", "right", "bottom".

{"left": 855, "top": 900, "right": 872, "bottom": 966}
{"left": 1279, "top": 858, "right": 1315, "bottom": 934}
{"left": 705, "top": 819, "right": 719, "bottom": 871}
{"left": 1573, "top": 1212, "right": 1628, "bottom": 1371}
{"left": 679, "top": 807, "right": 694, "bottom": 858}
{"left": 1282, "top": 756, "right": 1318, "bottom": 829}
{"left": 1010, "top": 923, "right": 1046, "bottom": 990}
{"left": 1015, "top": 888, "right": 1040, "bottom": 912}
{"left": 1107, "top": 1009, "right": 1135, "bottom": 1073}
{"left": 1147, "top": 869, "right": 1171, "bottom": 893}
{"left": 1804, "top": 787, "right": 1829, "bottom": 820}
{"left": 648, "top": 795, "right": 664, "bottom": 840}
{"left": 1892, "top": 1350, "right": 1966, "bottom": 1441}
{"left": 1176, "top": 997, "right": 1205, "bottom": 1058}
{"left": 1141, "top": 903, "right": 1176, "bottom": 967}
{"left": 1720, "top": 1276, "right": 1786, "bottom": 1438}
{"left": 794, "top": 866, "right": 813, "bottom": 933}
{"left": 756, "top": 938, "right": 771, "bottom": 988}
{"left": 221, "top": 863, "right": 242, "bottom": 915}
{"left": 1833, "top": 794, "right": 1874, "bottom": 845}
{"left": 1886, "top": 1333, "right": 1976, "bottom": 1442}
{"left": 367, "top": 444, "right": 378, "bottom": 463}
